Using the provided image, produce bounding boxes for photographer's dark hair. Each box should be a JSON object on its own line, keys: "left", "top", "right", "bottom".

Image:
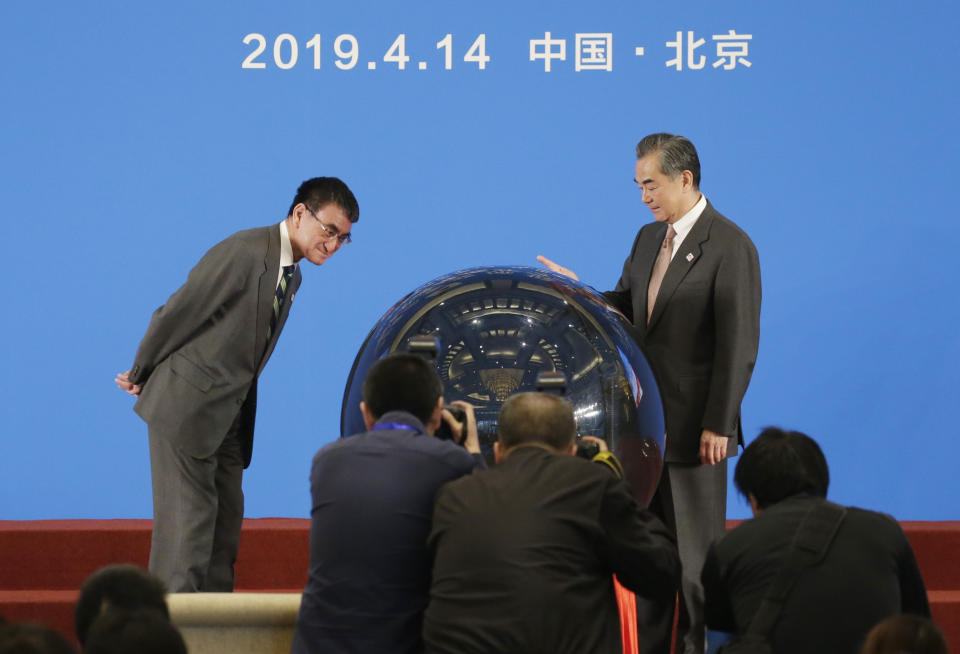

{"left": 498, "top": 392, "right": 576, "bottom": 452}
{"left": 635, "top": 133, "right": 701, "bottom": 189}
{"left": 74, "top": 564, "right": 168, "bottom": 645}
{"left": 83, "top": 610, "right": 186, "bottom": 654}
{"left": 0, "top": 623, "right": 76, "bottom": 654}
{"left": 362, "top": 353, "right": 443, "bottom": 424}
{"left": 860, "top": 614, "right": 948, "bottom": 654}
{"left": 287, "top": 177, "right": 359, "bottom": 223}
{"left": 734, "top": 427, "right": 829, "bottom": 509}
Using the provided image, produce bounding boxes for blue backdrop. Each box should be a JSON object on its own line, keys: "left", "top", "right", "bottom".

{"left": 1, "top": 0, "right": 957, "bottom": 520}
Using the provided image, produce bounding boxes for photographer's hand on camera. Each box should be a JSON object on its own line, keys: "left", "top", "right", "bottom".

{"left": 441, "top": 401, "right": 481, "bottom": 454}
{"left": 579, "top": 436, "right": 608, "bottom": 453}
{"left": 576, "top": 436, "right": 625, "bottom": 479}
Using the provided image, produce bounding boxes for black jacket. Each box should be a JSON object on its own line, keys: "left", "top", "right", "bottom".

{"left": 702, "top": 495, "right": 930, "bottom": 654}
{"left": 424, "top": 446, "right": 680, "bottom": 654}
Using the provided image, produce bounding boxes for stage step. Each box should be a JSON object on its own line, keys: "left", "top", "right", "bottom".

{"left": 168, "top": 592, "right": 301, "bottom": 654}
{"left": 0, "top": 519, "right": 309, "bottom": 591}
{"left": 3, "top": 519, "right": 956, "bottom": 591}
{"left": 1, "top": 519, "right": 957, "bottom": 650}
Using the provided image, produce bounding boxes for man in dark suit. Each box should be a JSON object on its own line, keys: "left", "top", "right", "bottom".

{"left": 423, "top": 392, "right": 680, "bottom": 654}
{"left": 539, "top": 133, "right": 761, "bottom": 653}
{"left": 114, "top": 177, "right": 359, "bottom": 592}
{"left": 702, "top": 428, "right": 930, "bottom": 654}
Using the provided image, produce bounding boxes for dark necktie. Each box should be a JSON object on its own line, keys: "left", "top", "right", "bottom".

{"left": 267, "top": 265, "right": 296, "bottom": 341}
{"left": 646, "top": 225, "right": 676, "bottom": 324}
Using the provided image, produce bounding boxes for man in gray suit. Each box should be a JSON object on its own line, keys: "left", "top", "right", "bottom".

{"left": 115, "top": 177, "right": 359, "bottom": 592}
{"left": 540, "top": 133, "right": 761, "bottom": 653}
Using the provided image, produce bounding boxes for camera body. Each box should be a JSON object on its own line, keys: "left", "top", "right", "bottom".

{"left": 435, "top": 404, "right": 466, "bottom": 441}
{"left": 407, "top": 335, "right": 466, "bottom": 442}
{"left": 575, "top": 439, "right": 601, "bottom": 460}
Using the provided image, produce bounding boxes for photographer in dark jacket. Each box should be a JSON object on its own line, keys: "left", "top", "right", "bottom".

{"left": 292, "top": 353, "right": 483, "bottom": 654}
{"left": 702, "top": 428, "right": 930, "bottom": 654}
{"left": 423, "top": 392, "right": 680, "bottom": 654}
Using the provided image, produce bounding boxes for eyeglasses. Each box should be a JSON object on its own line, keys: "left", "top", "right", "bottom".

{"left": 306, "top": 208, "right": 352, "bottom": 246}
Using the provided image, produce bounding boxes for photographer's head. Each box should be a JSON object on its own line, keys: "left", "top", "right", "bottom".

{"left": 860, "top": 614, "right": 948, "bottom": 654}
{"left": 74, "top": 564, "right": 168, "bottom": 645}
{"left": 734, "top": 427, "right": 830, "bottom": 514}
{"left": 0, "top": 622, "right": 76, "bottom": 654}
{"left": 495, "top": 392, "right": 577, "bottom": 462}
{"left": 361, "top": 353, "right": 444, "bottom": 433}
{"left": 83, "top": 609, "right": 186, "bottom": 654}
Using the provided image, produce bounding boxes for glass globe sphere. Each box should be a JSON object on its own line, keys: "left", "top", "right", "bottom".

{"left": 340, "top": 266, "right": 665, "bottom": 506}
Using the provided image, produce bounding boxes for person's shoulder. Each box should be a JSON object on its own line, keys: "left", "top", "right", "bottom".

{"left": 434, "top": 458, "right": 487, "bottom": 500}
{"left": 704, "top": 203, "right": 755, "bottom": 245}
{"left": 230, "top": 225, "right": 275, "bottom": 255}
{"left": 231, "top": 224, "right": 275, "bottom": 243}
{"left": 312, "top": 429, "right": 386, "bottom": 460}
{"left": 311, "top": 434, "right": 357, "bottom": 463}
{"left": 843, "top": 505, "right": 904, "bottom": 535}
{"left": 635, "top": 220, "right": 663, "bottom": 238}
{"left": 317, "top": 428, "right": 476, "bottom": 472}
{"left": 712, "top": 512, "right": 761, "bottom": 551}
{"left": 515, "top": 446, "right": 607, "bottom": 483}
{"left": 415, "top": 436, "right": 479, "bottom": 471}
{"left": 828, "top": 505, "right": 918, "bottom": 560}
{"left": 556, "top": 450, "right": 608, "bottom": 476}
{"left": 203, "top": 225, "right": 271, "bottom": 261}
{"left": 713, "top": 498, "right": 803, "bottom": 552}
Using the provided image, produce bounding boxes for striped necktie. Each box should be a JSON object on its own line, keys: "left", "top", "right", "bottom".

{"left": 267, "top": 265, "right": 296, "bottom": 341}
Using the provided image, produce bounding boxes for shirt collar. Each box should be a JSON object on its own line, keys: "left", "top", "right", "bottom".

{"left": 278, "top": 220, "right": 294, "bottom": 267}
{"left": 670, "top": 193, "right": 707, "bottom": 241}
{"left": 374, "top": 410, "right": 427, "bottom": 434}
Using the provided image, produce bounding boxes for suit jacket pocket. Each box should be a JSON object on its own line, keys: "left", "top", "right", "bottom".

{"left": 169, "top": 352, "right": 214, "bottom": 393}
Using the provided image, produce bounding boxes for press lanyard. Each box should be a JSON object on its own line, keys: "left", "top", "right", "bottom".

{"left": 371, "top": 422, "right": 420, "bottom": 434}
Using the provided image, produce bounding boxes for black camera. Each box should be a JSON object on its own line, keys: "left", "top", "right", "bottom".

{"left": 435, "top": 404, "right": 466, "bottom": 441}
{"left": 406, "top": 335, "right": 466, "bottom": 441}
{"left": 575, "top": 438, "right": 600, "bottom": 460}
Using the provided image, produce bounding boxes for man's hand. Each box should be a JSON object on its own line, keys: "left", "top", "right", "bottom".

{"left": 579, "top": 435, "right": 609, "bottom": 453}
{"left": 699, "top": 429, "right": 729, "bottom": 465}
{"left": 441, "top": 401, "right": 481, "bottom": 454}
{"left": 115, "top": 370, "right": 143, "bottom": 397}
{"left": 537, "top": 255, "right": 579, "bottom": 281}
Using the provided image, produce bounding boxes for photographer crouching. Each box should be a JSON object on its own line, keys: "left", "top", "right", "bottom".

{"left": 292, "top": 353, "right": 484, "bottom": 654}
{"left": 423, "top": 391, "right": 680, "bottom": 654}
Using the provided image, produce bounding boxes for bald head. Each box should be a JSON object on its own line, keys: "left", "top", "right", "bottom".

{"left": 497, "top": 392, "right": 577, "bottom": 454}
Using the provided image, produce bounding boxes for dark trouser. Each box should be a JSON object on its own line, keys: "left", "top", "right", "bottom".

{"left": 147, "top": 420, "right": 245, "bottom": 592}
{"left": 637, "top": 461, "right": 727, "bottom": 654}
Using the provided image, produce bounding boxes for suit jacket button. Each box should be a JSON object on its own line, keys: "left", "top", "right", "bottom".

{"left": 236, "top": 398, "right": 243, "bottom": 405}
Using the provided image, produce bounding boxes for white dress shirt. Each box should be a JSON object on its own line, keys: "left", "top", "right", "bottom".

{"left": 277, "top": 220, "right": 295, "bottom": 286}
{"left": 669, "top": 194, "right": 707, "bottom": 260}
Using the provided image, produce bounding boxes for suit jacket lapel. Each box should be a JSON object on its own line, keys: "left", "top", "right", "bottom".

{"left": 254, "top": 225, "right": 282, "bottom": 370}
{"left": 647, "top": 205, "right": 715, "bottom": 331}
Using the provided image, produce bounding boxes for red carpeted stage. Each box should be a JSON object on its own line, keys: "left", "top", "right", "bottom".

{"left": 1, "top": 519, "right": 957, "bottom": 649}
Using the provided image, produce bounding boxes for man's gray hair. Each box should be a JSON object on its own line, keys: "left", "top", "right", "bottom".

{"left": 497, "top": 392, "right": 576, "bottom": 452}
{"left": 635, "top": 133, "right": 701, "bottom": 189}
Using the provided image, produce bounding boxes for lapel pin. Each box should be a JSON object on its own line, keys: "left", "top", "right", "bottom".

{"left": 685, "top": 253, "right": 694, "bottom": 262}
